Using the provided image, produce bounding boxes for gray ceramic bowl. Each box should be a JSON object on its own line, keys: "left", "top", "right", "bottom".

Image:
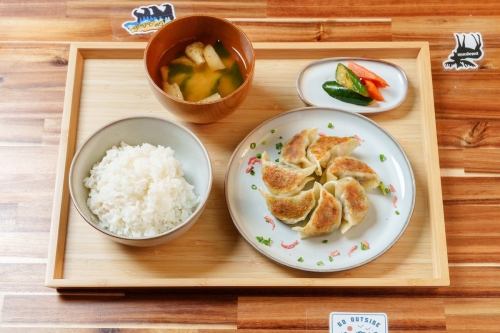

{"left": 69, "top": 116, "right": 212, "bottom": 247}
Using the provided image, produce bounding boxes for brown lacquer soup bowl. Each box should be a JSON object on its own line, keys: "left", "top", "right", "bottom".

{"left": 144, "top": 15, "right": 255, "bottom": 124}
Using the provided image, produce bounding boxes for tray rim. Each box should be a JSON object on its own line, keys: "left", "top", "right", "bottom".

{"left": 46, "top": 41, "right": 449, "bottom": 288}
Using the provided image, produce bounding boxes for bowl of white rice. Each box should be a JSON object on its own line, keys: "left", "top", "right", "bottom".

{"left": 69, "top": 117, "right": 212, "bottom": 247}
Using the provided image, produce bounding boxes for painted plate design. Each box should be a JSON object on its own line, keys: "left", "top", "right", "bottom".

{"left": 225, "top": 107, "right": 415, "bottom": 272}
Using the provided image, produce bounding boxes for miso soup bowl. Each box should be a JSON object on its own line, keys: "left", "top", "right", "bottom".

{"left": 144, "top": 15, "right": 255, "bottom": 124}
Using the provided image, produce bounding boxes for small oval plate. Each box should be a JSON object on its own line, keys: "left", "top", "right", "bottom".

{"left": 297, "top": 58, "right": 408, "bottom": 114}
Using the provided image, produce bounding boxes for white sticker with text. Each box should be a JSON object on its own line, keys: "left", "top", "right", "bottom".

{"left": 330, "top": 312, "right": 388, "bottom": 333}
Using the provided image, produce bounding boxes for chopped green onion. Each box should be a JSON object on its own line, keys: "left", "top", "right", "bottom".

{"left": 279, "top": 136, "right": 283, "bottom": 139}
{"left": 271, "top": 129, "right": 276, "bottom": 134}
{"left": 256, "top": 153, "right": 262, "bottom": 159}
{"left": 297, "top": 256, "right": 304, "bottom": 263}
{"left": 322, "top": 239, "right": 328, "bottom": 244}
{"left": 360, "top": 241, "right": 370, "bottom": 251}
{"left": 250, "top": 169, "right": 255, "bottom": 176}
{"left": 256, "top": 236, "right": 272, "bottom": 246}
{"left": 250, "top": 142, "right": 256, "bottom": 149}
{"left": 328, "top": 122, "right": 334, "bottom": 129}
{"left": 275, "top": 142, "right": 283, "bottom": 150}
{"left": 277, "top": 151, "right": 281, "bottom": 155}
{"left": 316, "top": 260, "right": 324, "bottom": 266}
{"left": 328, "top": 256, "right": 334, "bottom": 262}
{"left": 260, "top": 140, "right": 267, "bottom": 145}
{"left": 395, "top": 210, "right": 400, "bottom": 215}
{"left": 251, "top": 184, "right": 257, "bottom": 190}
{"left": 379, "top": 154, "right": 387, "bottom": 162}
{"left": 275, "top": 158, "right": 280, "bottom": 162}
{"left": 378, "top": 181, "right": 390, "bottom": 195}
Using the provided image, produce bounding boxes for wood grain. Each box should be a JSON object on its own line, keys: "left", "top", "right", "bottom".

{"left": 464, "top": 149, "right": 500, "bottom": 173}
{"left": 0, "top": 263, "right": 51, "bottom": 293}
{"left": 268, "top": 1, "right": 500, "bottom": 17}
{"left": 1, "top": 294, "right": 236, "bottom": 325}
{"left": 1, "top": 2, "right": 500, "bottom": 331}
{"left": 445, "top": 298, "right": 500, "bottom": 332}
{"left": 442, "top": 177, "right": 500, "bottom": 203}
{"left": 445, "top": 203, "right": 500, "bottom": 262}
{"left": 238, "top": 296, "right": 446, "bottom": 330}
{"left": 0, "top": 18, "right": 391, "bottom": 43}
{"left": 232, "top": 18, "right": 392, "bottom": 42}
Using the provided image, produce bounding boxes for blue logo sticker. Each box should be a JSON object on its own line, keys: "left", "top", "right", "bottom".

{"left": 443, "top": 32, "right": 484, "bottom": 70}
{"left": 330, "top": 312, "right": 388, "bottom": 333}
{"left": 122, "top": 3, "right": 175, "bottom": 35}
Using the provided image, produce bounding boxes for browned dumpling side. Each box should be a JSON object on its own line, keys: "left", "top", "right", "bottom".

{"left": 261, "top": 151, "right": 315, "bottom": 196}
{"left": 328, "top": 177, "right": 369, "bottom": 234}
{"left": 292, "top": 183, "right": 342, "bottom": 238}
{"left": 325, "top": 156, "right": 380, "bottom": 189}
{"left": 281, "top": 128, "right": 318, "bottom": 168}
{"left": 306, "top": 136, "right": 359, "bottom": 176}
{"left": 260, "top": 182, "right": 320, "bottom": 224}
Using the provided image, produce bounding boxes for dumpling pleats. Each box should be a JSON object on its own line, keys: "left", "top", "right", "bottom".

{"left": 281, "top": 128, "right": 318, "bottom": 168}
{"left": 325, "top": 156, "right": 380, "bottom": 189}
{"left": 261, "top": 151, "right": 315, "bottom": 196}
{"left": 306, "top": 136, "right": 360, "bottom": 176}
{"left": 292, "top": 183, "right": 342, "bottom": 238}
{"left": 260, "top": 182, "right": 320, "bottom": 224}
{"left": 328, "top": 177, "right": 369, "bottom": 234}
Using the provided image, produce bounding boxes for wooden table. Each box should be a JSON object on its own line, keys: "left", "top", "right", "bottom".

{"left": 1, "top": 1, "right": 500, "bottom": 332}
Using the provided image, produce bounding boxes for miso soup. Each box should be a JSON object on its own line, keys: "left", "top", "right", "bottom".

{"left": 159, "top": 40, "right": 245, "bottom": 103}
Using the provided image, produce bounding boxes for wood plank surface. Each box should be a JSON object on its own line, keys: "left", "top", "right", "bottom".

{"left": 1, "top": 294, "right": 236, "bottom": 325}
{"left": 238, "top": 296, "right": 447, "bottom": 330}
{"left": 1, "top": 1, "right": 500, "bottom": 331}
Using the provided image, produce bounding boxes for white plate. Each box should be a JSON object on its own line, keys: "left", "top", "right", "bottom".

{"left": 297, "top": 58, "right": 408, "bottom": 114}
{"left": 225, "top": 107, "right": 415, "bottom": 272}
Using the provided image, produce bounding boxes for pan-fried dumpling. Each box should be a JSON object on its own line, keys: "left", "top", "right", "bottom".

{"left": 306, "top": 136, "right": 359, "bottom": 175}
{"left": 261, "top": 152, "right": 315, "bottom": 196}
{"left": 260, "top": 182, "right": 320, "bottom": 224}
{"left": 325, "top": 156, "right": 380, "bottom": 189}
{"left": 281, "top": 128, "right": 318, "bottom": 168}
{"left": 292, "top": 183, "right": 342, "bottom": 238}
{"left": 329, "top": 177, "right": 369, "bottom": 234}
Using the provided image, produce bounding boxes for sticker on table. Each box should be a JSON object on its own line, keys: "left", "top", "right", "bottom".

{"left": 122, "top": 3, "right": 175, "bottom": 35}
{"left": 330, "top": 312, "right": 388, "bottom": 333}
{"left": 443, "top": 32, "right": 484, "bottom": 70}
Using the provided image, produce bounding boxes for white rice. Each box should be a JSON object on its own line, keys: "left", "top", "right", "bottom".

{"left": 83, "top": 142, "right": 199, "bottom": 238}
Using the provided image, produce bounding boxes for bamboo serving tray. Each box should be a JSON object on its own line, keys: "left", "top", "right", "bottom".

{"left": 46, "top": 42, "right": 449, "bottom": 288}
